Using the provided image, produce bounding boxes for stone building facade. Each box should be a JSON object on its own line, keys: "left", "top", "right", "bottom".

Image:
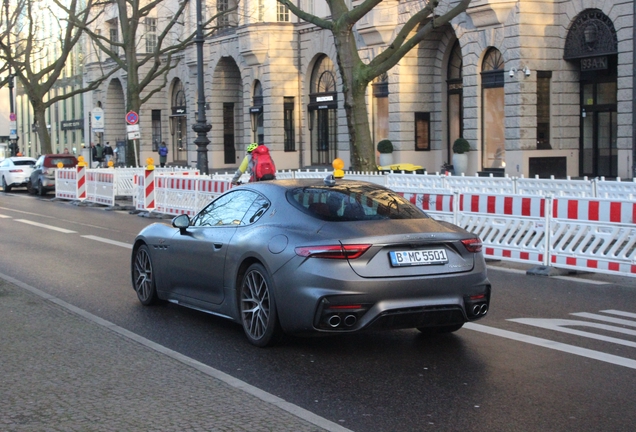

{"left": 82, "top": 0, "right": 634, "bottom": 178}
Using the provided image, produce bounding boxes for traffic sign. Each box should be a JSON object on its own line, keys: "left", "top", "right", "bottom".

{"left": 9, "top": 113, "right": 16, "bottom": 122}
{"left": 91, "top": 108, "right": 104, "bottom": 129}
{"left": 126, "top": 111, "right": 139, "bottom": 125}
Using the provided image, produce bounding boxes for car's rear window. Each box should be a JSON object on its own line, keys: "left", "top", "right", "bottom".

{"left": 43, "top": 157, "right": 77, "bottom": 168}
{"left": 287, "top": 184, "right": 428, "bottom": 221}
{"left": 14, "top": 160, "right": 35, "bottom": 166}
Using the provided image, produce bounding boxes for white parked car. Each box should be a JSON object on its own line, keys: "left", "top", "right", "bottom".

{"left": 0, "top": 156, "right": 37, "bottom": 192}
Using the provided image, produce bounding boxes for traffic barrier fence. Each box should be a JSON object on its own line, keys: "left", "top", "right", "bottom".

{"left": 55, "top": 167, "right": 636, "bottom": 278}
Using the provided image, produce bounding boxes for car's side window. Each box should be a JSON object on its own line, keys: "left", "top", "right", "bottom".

{"left": 0, "top": 160, "right": 8, "bottom": 168}
{"left": 192, "top": 190, "right": 259, "bottom": 227}
{"left": 242, "top": 195, "right": 270, "bottom": 225}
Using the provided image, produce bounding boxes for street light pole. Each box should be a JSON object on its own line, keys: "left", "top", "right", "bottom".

{"left": 192, "top": 0, "right": 211, "bottom": 174}
{"left": 4, "top": 0, "right": 18, "bottom": 156}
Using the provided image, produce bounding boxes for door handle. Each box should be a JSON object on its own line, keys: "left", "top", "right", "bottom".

{"left": 213, "top": 243, "right": 223, "bottom": 250}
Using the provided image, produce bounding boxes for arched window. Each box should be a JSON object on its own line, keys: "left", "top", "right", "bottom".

{"left": 373, "top": 73, "right": 389, "bottom": 146}
{"left": 446, "top": 40, "right": 463, "bottom": 161}
{"left": 170, "top": 80, "right": 187, "bottom": 162}
{"left": 308, "top": 56, "right": 338, "bottom": 165}
{"left": 251, "top": 80, "right": 264, "bottom": 144}
{"left": 481, "top": 48, "right": 505, "bottom": 169}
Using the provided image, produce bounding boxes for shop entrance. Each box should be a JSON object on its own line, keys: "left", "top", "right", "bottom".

{"left": 580, "top": 80, "right": 617, "bottom": 177}
{"left": 564, "top": 9, "right": 618, "bottom": 178}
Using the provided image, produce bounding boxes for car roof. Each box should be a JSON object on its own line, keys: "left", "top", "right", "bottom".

{"left": 8, "top": 156, "right": 37, "bottom": 162}
{"left": 241, "top": 177, "right": 389, "bottom": 192}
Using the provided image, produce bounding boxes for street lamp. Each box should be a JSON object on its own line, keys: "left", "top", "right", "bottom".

{"left": 192, "top": 0, "right": 211, "bottom": 174}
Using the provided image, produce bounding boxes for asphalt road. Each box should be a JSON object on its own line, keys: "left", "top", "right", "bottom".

{"left": 1, "top": 189, "right": 635, "bottom": 431}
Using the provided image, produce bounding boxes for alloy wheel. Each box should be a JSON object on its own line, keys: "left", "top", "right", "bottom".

{"left": 133, "top": 245, "right": 157, "bottom": 305}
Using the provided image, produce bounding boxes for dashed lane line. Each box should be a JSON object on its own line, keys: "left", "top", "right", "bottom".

{"left": 15, "top": 219, "right": 77, "bottom": 234}
{"left": 81, "top": 235, "right": 132, "bottom": 249}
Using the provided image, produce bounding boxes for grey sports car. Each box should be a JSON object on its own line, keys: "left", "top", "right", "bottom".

{"left": 131, "top": 177, "right": 491, "bottom": 347}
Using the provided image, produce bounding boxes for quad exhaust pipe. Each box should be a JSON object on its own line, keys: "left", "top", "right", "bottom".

{"left": 472, "top": 303, "right": 488, "bottom": 316}
{"left": 328, "top": 315, "right": 341, "bottom": 328}
{"left": 327, "top": 314, "right": 358, "bottom": 328}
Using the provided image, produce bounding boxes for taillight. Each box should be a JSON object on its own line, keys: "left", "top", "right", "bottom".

{"left": 295, "top": 244, "right": 371, "bottom": 259}
{"left": 9, "top": 169, "right": 23, "bottom": 173}
{"left": 461, "top": 238, "right": 482, "bottom": 253}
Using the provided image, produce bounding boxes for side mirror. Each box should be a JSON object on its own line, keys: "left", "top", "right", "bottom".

{"left": 172, "top": 214, "right": 190, "bottom": 234}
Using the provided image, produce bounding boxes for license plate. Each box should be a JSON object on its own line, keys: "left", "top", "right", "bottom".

{"left": 389, "top": 249, "right": 448, "bottom": 266}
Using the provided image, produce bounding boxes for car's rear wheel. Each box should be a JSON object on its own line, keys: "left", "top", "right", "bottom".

{"left": 240, "top": 263, "right": 282, "bottom": 347}
{"left": 37, "top": 179, "right": 46, "bottom": 196}
{"left": 132, "top": 245, "right": 159, "bottom": 305}
{"left": 1, "top": 176, "right": 11, "bottom": 192}
{"left": 417, "top": 323, "right": 464, "bottom": 335}
{"left": 27, "top": 180, "right": 35, "bottom": 194}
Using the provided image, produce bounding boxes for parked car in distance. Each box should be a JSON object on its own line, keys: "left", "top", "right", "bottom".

{"left": 131, "top": 177, "right": 491, "bottom": 347}
{"left": 0, "top": 156, "right": 37, "bottom": 192}
{"left": 28, "top": 154, "right": 78, "bottom": 196}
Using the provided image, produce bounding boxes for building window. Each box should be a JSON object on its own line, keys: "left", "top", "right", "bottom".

{"left": 372, "top": 73, "right": 389, "bottom": 145}
{"left": 536, "top": 71, "right": 552, "bottom": 150}
{"left": 109, "top": 27, "right": 118, "bottom": 55}
{"left": 145, "top": 18, "right": 157, "bottom": 53}
{"left": 218, "top": 0, "right": 237, "bottom": 29}
{"left": 277, "top": 2, "right": 289, "bottom": 22}
{"left": 447, "top": 40, "right": 463, "bottom": 162}
{"left": 152, "top": 110, "right": 161, "bottom": 152}
{"left": 414, "top": 112, "right": 430, "bottom": 151}
{"left": 481, "top": 48, "right": 505, "bottom": 169}
{"left": 218, "top": 0, "right": 229, "bottom": 28}
{"left": 284, "top": 97, "right": 295, "bottom": 151}
{"left": 251, "top": 81, "right": 264, "bottom": 144}
{"left": 259, "top": 0, "right": 264, "bottom": 21}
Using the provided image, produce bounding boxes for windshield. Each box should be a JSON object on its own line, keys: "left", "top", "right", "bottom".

{"left": 287, "top": 183, "right": 428, "bottom": 221}
{"left": 43, "top": 156, "right": 77, "bottom": 168}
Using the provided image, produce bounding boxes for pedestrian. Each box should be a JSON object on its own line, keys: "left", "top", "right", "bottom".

{"left": 103, "top": 142, "right": 114, "bottom": 166}
{"left": 231, "top": 143, "right": 276, "bottom": 184}
{"left": 158, "top": 141, "right": 168, "bottom": 167}
{"left": 63, "top": 148, "right": 70, "bottom": 154}
{"left": 93, "top": 143, "right": 104, "bottom": 167}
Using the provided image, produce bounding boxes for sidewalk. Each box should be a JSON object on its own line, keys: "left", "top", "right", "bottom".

{"left": 0, "top": 275, "right": 350, "bottom": 432}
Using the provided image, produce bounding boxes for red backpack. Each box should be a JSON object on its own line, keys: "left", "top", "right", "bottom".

{"left": 251, "top": 145, "right": 276, "bottom": 181}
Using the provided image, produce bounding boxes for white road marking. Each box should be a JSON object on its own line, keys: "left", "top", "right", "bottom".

{"left": 81, "top": 235, "right": 132, "bottom": 249}
{"left": 507, "top": 318, "right": 636, "bottom": 347}
{"left": 0, "top": 214, "right": 12, "bottom": 218}
{"left": 600, "top": 310, "right": 636, "bottom": 319}
{"left": 570, "top": 312, "right": 636, "bottom": 328}
{"left": 15, "top": 219, "right": 77, "bottom": 234}
{"left": 464, "top": 322, "right": 636, "bottom": 370}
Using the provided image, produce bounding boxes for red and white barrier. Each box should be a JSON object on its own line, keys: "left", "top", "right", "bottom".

{"left": 55, "top": 169, "right": 78, "bottom": 200}
{"left": 549, "top": 197, "right": 636, "bottom": 277}
{"left": 458, "top": 193, "right": 549, "bottom": 267}
{"left": 144, "top": 169, "right": 155, "bottom": 211}
{"left": 77, "top": 166, "right": 87, "bottom": 200}
{"left": 86, "top": 170, "right": 115, "bottom": 206}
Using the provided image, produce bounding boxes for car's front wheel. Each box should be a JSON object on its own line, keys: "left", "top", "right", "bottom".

{"left": 239, "top": 263, "right": 282, "bottom": 347}
{"left": 1, "top": 176, "right": 11, "bottom": 192}
{"left": 417, "top": 323, "right": 464, "bottom": 335}
{"left": 132, "top": 245, "right": 159, "bottom": 305}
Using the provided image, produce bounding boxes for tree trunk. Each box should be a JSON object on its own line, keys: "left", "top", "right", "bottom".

{"left": 332, "top": 26, "right": 376, "bottom": 172}
{"left": 33, "top": 107, "right": 52, "bottom": 155}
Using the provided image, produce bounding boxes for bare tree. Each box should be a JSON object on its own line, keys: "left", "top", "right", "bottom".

{"left": 74, "top": 0, "right": 239, "bottom": 165}
{"left": 278, "top": 0, "right": 471, "bottom": 171}
{"left": 0, "top": 0, "right": 118, "bottom": 155}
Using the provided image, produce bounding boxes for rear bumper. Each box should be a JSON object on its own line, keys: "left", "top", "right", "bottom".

{"left": 273, "top": 259, "right": 491, "bottom": 335}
